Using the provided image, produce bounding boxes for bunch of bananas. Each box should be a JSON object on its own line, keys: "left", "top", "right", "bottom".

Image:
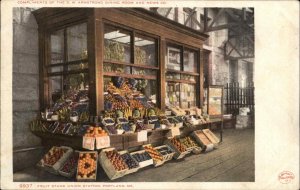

{"left": 57, "top": 107, "right": 71, "bottom": 122}
{"left": 29, "top": 119, "right": 45, "bottom": 132}
{"left": 123, "top": 107, "right": 132, "bottom": 119}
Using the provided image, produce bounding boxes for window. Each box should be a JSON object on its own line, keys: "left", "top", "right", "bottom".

{"left": 103, "top": 24, "right": 158, "bottom": 105}
{"left": 48, "top": 23, "right": 88, "bottom": 106}
{"left": 166, "top": 43, "right": 199, "bottom": 109}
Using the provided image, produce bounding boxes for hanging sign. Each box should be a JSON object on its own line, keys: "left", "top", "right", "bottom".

{"left": 96, "top": 136, "right": 111, "bottom": 149}
{"left": 82, "top": 136, "right": 95, "bottom": 150}
{"left": 137, "top": 130, "right": 148, "bottom": 142}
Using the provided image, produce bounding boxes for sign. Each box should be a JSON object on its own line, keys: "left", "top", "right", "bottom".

{"left": 82, "top": 136, "right": 95, "bottom": 150}
{"left": 167, "top": 127, "right": 180, "bottom": 138}
{"left": 137, "top": 130, "right": 147, "bottom": 142}
{"left": 96, "top": 136, "right": 110, "bottom": 149}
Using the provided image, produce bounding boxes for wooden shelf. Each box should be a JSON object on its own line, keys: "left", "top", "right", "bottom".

{"left": 48, "top": 59, "right": 88, "bottom": 67}
{"left": 166, "top": 69, "right": 199, "bottom": 76}
{"left": 103, "top": 72, "right": 157, "bottom": 80}
{"left": 166, "top": 79, "right": 196, "bottom": 84}
{"left": 104, "top": 60, "right": 159, "bottom": 70}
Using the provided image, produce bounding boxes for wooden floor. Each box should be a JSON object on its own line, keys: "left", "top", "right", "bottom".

{"left": 13, "top": 128, "right": 254, "bottom": 182}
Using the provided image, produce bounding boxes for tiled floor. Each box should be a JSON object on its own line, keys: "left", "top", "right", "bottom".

{"left": 13, "top": 128, "right": 254, "bottom": 182}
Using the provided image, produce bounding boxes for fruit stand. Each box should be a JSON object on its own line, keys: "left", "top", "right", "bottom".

{"left": 31, "top": 8, "right": 225, "bottom": 181}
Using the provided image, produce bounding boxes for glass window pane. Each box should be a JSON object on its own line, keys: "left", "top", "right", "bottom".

{"left": 49, "top": 66, "right": 63, "bottom": 73}
{"left": 134, "top": 34, "right": 157, "bottom": 67}
{"left": 180, "top": 83, "right": 196, "bottom": 109}
{"left": 181, "top": 74, "right": 196, "bottom": 82}
{"left": 63, "top": 73, "right": 89, "bottom": 91}
{"left": 132, "top": 68, "right": 156, "bottom": 76}
{"left": 67, "top": 23, "right": 88, "bottom": 61}
{"left": 103, "top": 63, "right": 131, "bottom": 74}
{"left": 49, "top": 76, "right": 62, "bottom": 105}
{"left": 68, "top": 60, "right": 88, "bottom": 71}
{"left": 166, "top": 82, "right": 180, "bottom": 107}
{"left": 166, "top": 46, "right": 181, "bottom": 71}
{"left": 50, "top": 30, "right": 64, "bottom": 64}
{"left": 104, "top": 25, "right": 131, "bottom": 63}
{"left": 183, "top": 49, "right": 197, "bottom": 72}
{"left": 166, "top": 73, "right": 180, "bottom": 80}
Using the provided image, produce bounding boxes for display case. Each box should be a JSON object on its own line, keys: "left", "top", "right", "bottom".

{"left": 33, "top": 8, "right": 208, "bottom": 115}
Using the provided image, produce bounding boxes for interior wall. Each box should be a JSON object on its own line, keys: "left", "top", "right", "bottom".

{"left": 13, "top": 7, "right": 44, "bottom": 172}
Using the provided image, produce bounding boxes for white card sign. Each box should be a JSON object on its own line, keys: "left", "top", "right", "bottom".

{"left": 167, "top": 127, "right": 180, "bottom": 138}
{"left": 82, "top": 136, "right": 95, "bottom": 150}
{"left": 96, "top": 136, "right": 110, "bottom": 149}
{"left": 137, "top": 130, "right": 147, "bottom": 142}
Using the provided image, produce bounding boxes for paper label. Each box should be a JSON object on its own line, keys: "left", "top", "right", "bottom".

{"left": 82, "top": 136, "right": 95, "bottom": 150}
{"left": 170, "top": 127, "right": 180, "bottom": 137}
{"left": 137, "top": 130, "right": 148, "bottom": 142}
{"left": 96, "top": 136, "right": 110, "bottom": 149}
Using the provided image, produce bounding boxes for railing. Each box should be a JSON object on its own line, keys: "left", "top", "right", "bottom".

{"left": 224, "top": 82, "right": 255, "bottom": 115}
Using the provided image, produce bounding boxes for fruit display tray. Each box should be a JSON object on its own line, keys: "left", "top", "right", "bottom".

{"left": 130, "top": 150, "right": 154, "bottom": 168}
{"left": 142, "top": 144, "right": 165, "bottom": 167}
{"left": 99, "top": 147, "right": 128, "bottom": 180}
{"left": 76, "top": 151, "right": 98, "bottom": 182}
{"left": 154, "top": 145, "right": 175, "bottom": 162}
{"left": 37, "top": 146, "right": 73, "bottom": 175}
{"left": 118, "top": 150, "right": 140, "bottom": 175}
{"left": 58, "top": 151, "right": 79, "bottom": 178}
{"left": 164, "top": 140, "right": 192, "bottom": 160}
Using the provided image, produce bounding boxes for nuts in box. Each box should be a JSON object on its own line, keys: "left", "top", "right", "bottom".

{"left": 105, "top": 150, "right": 128, "bottom": 171}
{"left": 131, "top": 151, "right": 152, "bottom": 163}
{"left": 77, "top": 152, "right": 97, "bottom": 180}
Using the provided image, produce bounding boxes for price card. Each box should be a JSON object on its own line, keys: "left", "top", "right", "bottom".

{"left": 96, "top": 136, "right": 110, "bottom": 149}
{"left": 137, "top": 130, "right": 147, "bottom": 142}
{"left": 170, "top": 127, "right": 180, "bottom": 137}
{"left": 82, "top": 136, "right": 95, "bottom": 150}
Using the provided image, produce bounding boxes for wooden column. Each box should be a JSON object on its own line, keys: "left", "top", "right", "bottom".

{"left": 158, "top": 38, "right": 166, "bottom": 111}
{"left": 199, "top": 49, "right": 204, "bottom": 108}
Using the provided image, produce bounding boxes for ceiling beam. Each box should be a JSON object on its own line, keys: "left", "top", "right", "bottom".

{"left": 184, "top": 7, "right": 197, "bottom": 26}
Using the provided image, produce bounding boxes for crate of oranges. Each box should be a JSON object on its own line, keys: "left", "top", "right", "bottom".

{"left": 76, "top": 151, "right": 98, "bottom": 181}
{"left": 37, "top": 146, "right": 73, "bottom": 175}
{"left": 99, "top": 148, "right": 129, "bottom": 180}
{"left": 165, "top": 138, "right": 192, "bottom": 159}
{"left": 142, "top": 144, "right": 165, "bottom": 167}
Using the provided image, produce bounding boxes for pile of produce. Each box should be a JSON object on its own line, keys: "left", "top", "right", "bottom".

{"left": 143, "top": 145, "right": 163, "bottom": 162}
{"left": 60, "top": 152, "right": 79, "bottom": 174}
{"left": 41, "top": 147, "right": 68, "bottom": 166}
{"left": 104, "top": 40, "right": 125, "bottom": 61}
{"left": 84, "top": 126, "right": 108, "bottom": 137}
{"left": 120, "top": 153, "right": 139, "bottom": 170}
{"left": 131, "top": 152, "right": 152, "bottom": 162}
{"left": 105, "top": 150, "right": 128, "bottom": 171}
{"left": 179, "top": 137, "right": 198, "bottom": 148}
{"left": 170, "top": 138, "right": 187, "bottom": 153}
{"left": 77, "top": 152, "right": 97, "bottom": 179}
{"left": 155, "top": 146, "right": 174, "bottom": 156}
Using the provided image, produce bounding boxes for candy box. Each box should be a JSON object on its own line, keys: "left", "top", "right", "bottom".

{"left": 99, "top": 148, "right": 128, "bottom": 180}
{"left": 76, "top": 151, "right": 98, "bottom": 181}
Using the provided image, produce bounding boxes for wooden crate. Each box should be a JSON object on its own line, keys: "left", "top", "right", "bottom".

{"left": 142, "top": 144, "right": 165, "bottom": 167}
{"left": 130, "top": 150, "right": 154, "bottom": 168}
{"left": 118, "top": 150, "right": 140, "bottom": 175}
{"left": 154, "top": 145, "right": 175, "bottom": 162}
{"left": 202, "top": 129, "right": 220, "bottom": 146}
{"left": 164, "top": 140, "right": 191, "bottom": 159}
{"left": 99, "top": 148, "right": 128, "bottom": 180}
{"left": 58, "top": 151, "right": 79, "bottom": 178}
{"left": 37, "top": 146, "right": 73, "bottom": 175}
{"left": 191, "top": 130, "right": 214, "bottom": 152}
{"left": 76, "top": 151, "right": 98, "bottom": 181}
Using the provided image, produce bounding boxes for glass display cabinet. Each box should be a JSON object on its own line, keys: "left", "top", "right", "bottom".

{"left": 33, "top": 8, "right": 208, "bottom": 116}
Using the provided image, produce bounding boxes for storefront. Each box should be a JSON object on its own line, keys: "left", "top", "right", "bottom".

{"left": 31, "top": 8, "right": 224, "bottom": 181}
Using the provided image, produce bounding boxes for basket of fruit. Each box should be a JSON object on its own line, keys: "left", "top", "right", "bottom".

{"left": 37, "top": 146, "right": 73, "bottom": 175}
{"left": 59, "top": 151, "right": 79, "bottom": 178}
{"left": 99, "top": 148, "right": 129, "bottom": 180}
{"left": 130, "top": 150, "right": 153, "bottom": 168}
{"left": 154, "top": 145, "right": 175, "bottom": 162}
{"left": 76, "top": 151, "right": 98, "bottom": 181}
{"left": 142, "top": 144, "right": 165, "bottom": 167}
{"left": 165, "top": 138, "right": 191, "bottom": 159}
{"left": 119, "top": 150, "right": 140, "bottom": 175}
